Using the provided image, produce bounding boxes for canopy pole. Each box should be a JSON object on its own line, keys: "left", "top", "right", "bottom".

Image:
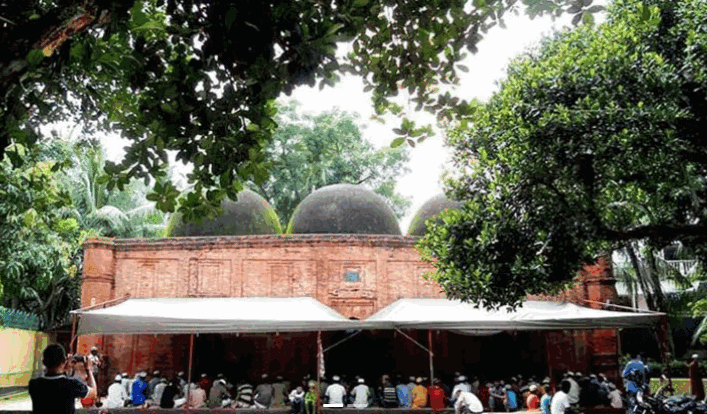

{"left": 323, "top": 330, "right": 361, "bottom": 353}
{"left": 395, "top": 328, "right": 433, "bottom": 355}
{"left": 69, "top": 314, "right": 78, "bottom": 355}
{"left": 428, "top": 330, "right": 434, "bottom": 384}
{"left": 186, "top": 333, "right": 194, "bottom": 412}
{"left": 545, "top": 332, "right": 554, "bottom": 393}
{"left": 316, "top": 331, "right": 322, "bottom": 414}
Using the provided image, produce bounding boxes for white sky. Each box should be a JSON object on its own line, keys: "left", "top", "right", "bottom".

{"left": 101, "top": 6, "right": 607, "bottom": 233}
{"left": 285, "top": 9, "right": 606, "bottom": 232}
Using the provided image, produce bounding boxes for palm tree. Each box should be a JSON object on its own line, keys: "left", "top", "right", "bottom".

{"left": 61, "top": 139, "right": 167, "bottom": 238}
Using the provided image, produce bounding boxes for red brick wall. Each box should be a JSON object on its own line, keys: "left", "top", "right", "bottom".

{"left": 79, "top": 236, "right": 619, "bottom": 382}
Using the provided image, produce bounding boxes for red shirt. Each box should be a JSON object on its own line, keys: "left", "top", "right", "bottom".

{"left": 527, "top": 393, "right": 540, "bottom": 410}
{"left": 477, "top": 385, "right": 490, "bottom": 409}
{"left": 428, "top": 385, "right": 446, "bottom": 411}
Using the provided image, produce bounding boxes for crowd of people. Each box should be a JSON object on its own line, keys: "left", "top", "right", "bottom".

{"left": 83, "top": 368, "right": 627, "bottom": 412}
{"left": 31, "top": 343, "right": 647, "bottom": 414}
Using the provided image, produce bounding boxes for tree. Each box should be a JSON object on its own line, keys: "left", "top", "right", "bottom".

{"left": 0, "top": 143, "right": 83, "bottom": 329}
{"left": 0, "top": 0, "right": 604, "bottom": 220}
{"left": 418, "top": 0, "right": 707, "bottom": 309}
{"left": 58, "top": 139, "right": 168, "bottom": 238}
{"left": 249, "top": 102, "right": 411, "bottom": 223}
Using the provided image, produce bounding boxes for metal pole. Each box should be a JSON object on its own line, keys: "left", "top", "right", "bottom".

{"left": 395, "top": 328, "right": 433, "bottom": 354}
{"left": 545, "top": 332, "right": 554, "bottom": 392}
{"left": 69, "top": 314, "right": 78, "bottom": 355}
{"left": 323, "top": 330, "right": 361, "bottom": 353}
{"left": 316, "top": 331, "right": 321, "bottom": 414}
{"left": 186, "top": 333, "right": 194, "bottom": 412}
{"left": 428, "top": 330, "right": 434, "bottom": 384}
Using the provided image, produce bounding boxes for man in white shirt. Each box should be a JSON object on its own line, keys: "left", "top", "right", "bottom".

{"left": 452, "top": 375, "right": 471, "bottom": 403}
{"left": 551, "top": 380, "right": 572, "bottom": 414}
{"left": 351, "top": 378, "right": 370, "bottom": 408}
{"left": 566, "top": 373, "right": 580, "bottom": 405}
{"left": 454, "top": 389, "right": 483, "bottom": 414}
{"left": 325, "top": 375, "right": 347, "bottom": 406}
{"left": 607, "top": 383, "right": 623, "bottom": 409}
{"left": 106, "top": 374, "right": 128, "bottom": 408}
{"left": 153, "top": 378, "right": 168, "bottom": 406}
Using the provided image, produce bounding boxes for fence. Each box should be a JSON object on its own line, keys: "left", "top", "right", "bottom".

{"left": 0, "top": 307, "right": 42, "bottom": 331}
{"left": 0, "top": 307, "right": 49, "bottom": 388}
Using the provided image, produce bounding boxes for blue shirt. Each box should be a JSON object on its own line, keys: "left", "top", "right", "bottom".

{"left": 132, "top": 378, "right": 148, "bottom": 405}
{"left": 396, "top": 383, "right": 411, "bottom": 407}
{"left": 541, "top": 394, "right": 552, "bottom": 414}
{"left": 622, "top": 359, "right": 647, "bottom": 393}
{"left": 507, "top": 390, "right": 517, "bottom": 409}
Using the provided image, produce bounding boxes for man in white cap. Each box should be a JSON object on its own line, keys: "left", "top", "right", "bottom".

{"left": 121, "top": 372, "right": 131, "bottom": 398}
{"left": 452, "top": 376, "right": 471, "bottom": 402}
{"left": 351, "top": 378, "right": 371, "bottom": 408}
{"left": 565, "top": 372, "right": 579, "bottom": 404}
{"left": 526, "top": 384, "right": 540, "bottom": 411}
{"left": 106, "top": 374, "right": 128, "bottom": 408}
{"left": 148, "top": 370, "right": 161, "bottom": 399}
{"left": 153, "top": 378, "right": 168, "bottom": 406}
{"left": 87, "top": 347, "right": 102, "bottom": 391}
{"left": 254, "top": 373, "right": 274, "bottom": 408}
{"left": 454, "top": 389, "right": 483, "bottom": 414}
{"left": 325, "top": 375, "right": 347, "bottom": 406}
{"left": 131, "top": 371, "right": 149, "bottom": 406}
{"left": 607, "top": 383, "right": 622, "bottom": 408}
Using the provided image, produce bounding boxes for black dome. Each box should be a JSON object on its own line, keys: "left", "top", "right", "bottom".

{"left": 286, "top": 184, "right": 401, "bottom": 235}
{"left": 407, "top": 193, "right": 463, "bottom": 236}
{"left": 167, "top": 189, "right": 282, "bottom": 237}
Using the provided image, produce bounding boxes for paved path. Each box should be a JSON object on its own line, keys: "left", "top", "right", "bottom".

{"left": 0, "top": 396, "right": 84, "bottom": 411}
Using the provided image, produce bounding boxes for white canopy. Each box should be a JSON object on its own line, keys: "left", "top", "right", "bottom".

{"left": 71, "top": 297, "right": 362, "bottom": 335}
{"left": 364, "top": 299, "right": 663, "bottom": 332}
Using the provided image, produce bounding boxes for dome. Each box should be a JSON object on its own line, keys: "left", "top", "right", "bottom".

{"left": 407, "top": 193, "right": 463, "bottom": 236}
{"left": 167, "top": 189, "right": 282, "bottom": 237}
{"left": 287, "top": 184, "right": 401, "bottom": 235}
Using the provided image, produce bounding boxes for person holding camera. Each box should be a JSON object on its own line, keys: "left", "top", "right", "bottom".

{"left": 29, "top": 344, "right": 97, "bottom": 414}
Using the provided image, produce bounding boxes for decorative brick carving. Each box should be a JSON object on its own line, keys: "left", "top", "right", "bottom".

{"left": 329, "top": 260, "right": 375, "bottom": 290}
{"left": 330, "top": 298, "right": 376, "bottom": 320}
{"left": 329, "top": 288, "right": 377, "bottom": 299}
{"left": 188, "top": 258, "right": 231, "bottom": 297}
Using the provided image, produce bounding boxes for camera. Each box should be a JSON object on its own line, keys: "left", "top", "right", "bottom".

{"left": 73, "top": 355, "right": 85, "bottom": 363}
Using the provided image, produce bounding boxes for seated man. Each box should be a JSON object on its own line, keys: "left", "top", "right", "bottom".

{"left": 106, "top": 374, "right": 128, "bottom": 408}
{"left": 551, "top": 380, "right": 572, "bottom": 414}
{"left": 454, "top": 389, "right": 483, "bottom": 414}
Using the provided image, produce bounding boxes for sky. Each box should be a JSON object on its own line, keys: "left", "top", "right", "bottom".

{"left": 284, "top": 8, "right": 606, "bottom": 232}
{"left": 100, "top": 6, "right": 607, "bottom": 233}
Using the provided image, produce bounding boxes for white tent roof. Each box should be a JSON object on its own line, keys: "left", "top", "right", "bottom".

{"left": 364, "top": 299, "right": 663, "bottom": 332}
{"left": 71, "top": 297, "right": 361, "bottom": 335}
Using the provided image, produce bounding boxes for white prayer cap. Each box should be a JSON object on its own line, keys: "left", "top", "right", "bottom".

{"left": 358, "top": 378, "right": 365, "bottom": 383}
{"left": 529, "top": 385, "right": 538, "bottom": 392}
{"left": 114, "top": 375, "right": 122, "bottom": 381}
{"left": 332, "top": 375, "right": 340, "bottom": 381}
{"left": 458, "top": 375, "right": 466, "bottom": 381}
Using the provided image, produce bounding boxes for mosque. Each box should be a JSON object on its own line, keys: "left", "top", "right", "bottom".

{"left": 77, "top": 184, "right": 626, "bottom": 385}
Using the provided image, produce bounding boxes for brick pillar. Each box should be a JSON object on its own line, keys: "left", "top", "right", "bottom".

{"left": 582, "top": 256, "right": 621, "bottom": 382}
{"left": 77, "top": 240, "right": 116, "bottom": 356}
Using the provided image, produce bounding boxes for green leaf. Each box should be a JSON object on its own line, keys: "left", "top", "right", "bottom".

{"left": 225, "top": 8, "right": 239, "bottom": 27}
{"left": 390, "top": 137, "right": 406, "bottom": 148}
{"left": 26, "top": 49, "right": 44, "bottom": 67}
{"left": 353, "top": 0, "right": 369, "bottom": 7}
{"left": 641, "top": 4, "right": 650, "bottom": 21}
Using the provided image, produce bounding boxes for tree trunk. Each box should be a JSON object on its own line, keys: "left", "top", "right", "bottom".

{"left": 626, "top": 245, "right": 655, "bottom": 310}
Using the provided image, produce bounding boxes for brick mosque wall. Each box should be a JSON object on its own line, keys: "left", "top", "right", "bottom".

{"left": 78, "top": 235, "right": 620, "bottom": 386}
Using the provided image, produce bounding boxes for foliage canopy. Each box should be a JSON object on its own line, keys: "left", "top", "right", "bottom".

{"left": 1, "top": 0, "right": 603, "bottom": 220}
{"left": 250, "top": 102, "right": 411, "bottom": 223}
{"left": 419, "top": 0, "right": 707, "bottom": 309}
